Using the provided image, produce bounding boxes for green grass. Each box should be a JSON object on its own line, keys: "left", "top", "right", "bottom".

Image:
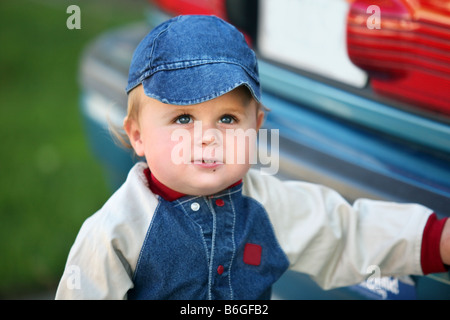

{"left": 0, "top": 0, "right": 148, "bottom": 297}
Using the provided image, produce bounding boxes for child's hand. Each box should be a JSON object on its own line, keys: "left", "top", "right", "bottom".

{"left": 441, "top": 219, "right": 450, "bottom": 266}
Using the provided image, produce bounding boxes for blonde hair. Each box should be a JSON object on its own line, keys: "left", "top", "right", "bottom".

{"left": 109, "top": 84, "right": 143, "bottom": 150}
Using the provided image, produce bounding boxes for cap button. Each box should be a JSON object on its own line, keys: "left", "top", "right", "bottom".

{"left": 215, "top": 199, "right": 225, "bottom": 207}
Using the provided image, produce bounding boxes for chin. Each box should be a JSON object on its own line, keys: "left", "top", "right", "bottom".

{"left": 183, "top": 176, "right": 237, "bottom": 196}
{"left": 189, "top": 182, "right": 230, "bottom": 196}
{"left": 174, "top": 165, "right": 250, "bottom": 196}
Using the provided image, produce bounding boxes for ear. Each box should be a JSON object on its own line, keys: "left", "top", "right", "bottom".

{"left": 256, "top": 108, "right": 265, "bottom": 131}
{"left": 123, "top": 117, "right": 145, "bottom": 157}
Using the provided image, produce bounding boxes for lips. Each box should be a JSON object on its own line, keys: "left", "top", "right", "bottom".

{"left": 192, "top": 159, "right": 223, "bottom": 168}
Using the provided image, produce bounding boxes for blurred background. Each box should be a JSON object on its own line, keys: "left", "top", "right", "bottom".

{"left": 0, "top": 0, "right": 148, "bottom": 298}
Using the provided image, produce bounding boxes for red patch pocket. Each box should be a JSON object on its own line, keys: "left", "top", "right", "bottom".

{"left": 243, "top": 243, "right": 262, "bottom": 266}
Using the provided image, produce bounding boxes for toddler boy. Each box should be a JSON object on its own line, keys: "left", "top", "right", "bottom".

{"left": 56, "top": 15, "right": 449, "bottom": 299}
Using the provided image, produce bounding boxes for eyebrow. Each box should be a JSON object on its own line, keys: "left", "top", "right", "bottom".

{"left": 162, "top": 106, "right": 194, "bottom": 117}
{"left": 221, "top": 105, "right": 248, "bottom": 115}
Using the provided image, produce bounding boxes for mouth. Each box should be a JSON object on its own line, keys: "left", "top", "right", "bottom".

{"left": 202, "top": 159, "right": 218, "bottom": 164}
{"left": 192, "top": 159, "right": 224, "bottom": 167}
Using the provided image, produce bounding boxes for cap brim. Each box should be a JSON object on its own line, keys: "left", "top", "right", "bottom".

{"left": 141, "top": 62, "right": 260, "bottom": 105}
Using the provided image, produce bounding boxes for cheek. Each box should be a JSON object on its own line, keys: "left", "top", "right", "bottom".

{"left": 224, "top": 130, "right": 258, "bottom": 164}
{"left": 144, "top": 127, "right": 193, "bottom": 168}
{"left": 142, "top": 128, "right": 173, "bottom": 160}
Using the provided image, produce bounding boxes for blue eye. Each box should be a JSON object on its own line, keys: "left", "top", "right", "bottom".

{"left": 219, "top": 115, "right": 236, "bottom": 124}
{"left": 175, "top": 114, "right": 192, "bottom": 124}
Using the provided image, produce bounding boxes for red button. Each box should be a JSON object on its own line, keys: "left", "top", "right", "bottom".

{"left": 215, "top": 199, "right": 225, "bottom": 206}
{"left": 217, "top": 265, "right": 224, "bottom": 275}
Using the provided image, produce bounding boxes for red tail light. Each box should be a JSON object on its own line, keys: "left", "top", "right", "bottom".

{"left": 347, "top": 0, "right": 450, "bottom": 116}
{"left": 149, "top": 0, "right": 257, "bottom": 46}
{"left": 152, "top": 0, "right": 227, "bottom": 18}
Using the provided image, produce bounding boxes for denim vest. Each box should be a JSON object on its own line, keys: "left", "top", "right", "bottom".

{"left": 127, "top": 183, "right": 289, "bottom": 300}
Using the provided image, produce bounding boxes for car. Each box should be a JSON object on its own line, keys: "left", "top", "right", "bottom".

{"left": 79, "top": 0, "right": 450, "bottom": 299}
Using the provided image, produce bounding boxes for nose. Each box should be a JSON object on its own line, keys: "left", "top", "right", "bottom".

{"left": 192, "top": 121, "right": 223, "bottom": 161}
{"left": 193, "top": 121, "right": 221, "bottom": 146}
{"left": 202, "top": 132, "right": 216, "bottom": 146}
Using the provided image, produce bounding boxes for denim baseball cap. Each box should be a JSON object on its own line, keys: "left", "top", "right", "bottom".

{"left": 126, "top": 15, "right": 261, "bottom": 105}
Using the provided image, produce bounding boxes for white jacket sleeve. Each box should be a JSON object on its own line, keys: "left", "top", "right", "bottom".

{"left": 55, "top": 213, "right": 134, "bottom": 299}
{"left": 242, "top": 169, "right": 432, "bottom": 290}
{"left": 55, "top": 163, "right": 157, "bottom": 299}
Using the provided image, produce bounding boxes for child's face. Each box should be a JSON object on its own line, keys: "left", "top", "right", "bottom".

{"left": 125, "top": 86, "right": 265, "bottom": 196}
